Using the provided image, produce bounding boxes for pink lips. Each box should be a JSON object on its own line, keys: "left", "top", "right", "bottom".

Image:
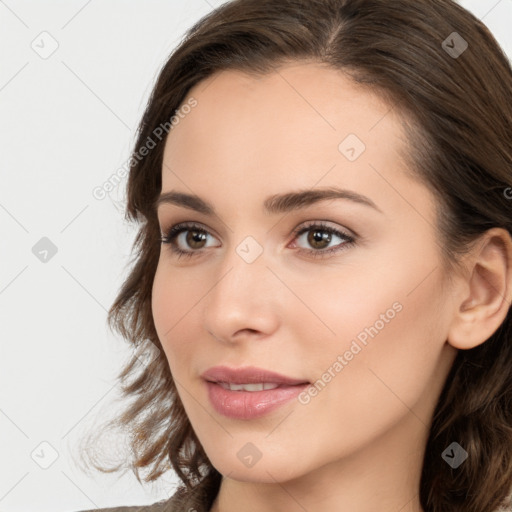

{"left": 201, "top": 365, "right": 310, "bottom": 420}
{"left": 201, "top": 365, "right": 309, "bottom": 386}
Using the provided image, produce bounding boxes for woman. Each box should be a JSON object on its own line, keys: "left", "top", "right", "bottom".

{"left": 76, "top": 0, "right": 512, "bottom": 510}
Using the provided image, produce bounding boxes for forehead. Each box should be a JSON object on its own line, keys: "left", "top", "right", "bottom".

{"left": 167, "top": 62, "right": 400, "bottom": 140}
{"left": 163, "top": 62, "right": 405, "bottom": 167}
{"left": 160, "top": 62, "right": 425, "bottom": 218}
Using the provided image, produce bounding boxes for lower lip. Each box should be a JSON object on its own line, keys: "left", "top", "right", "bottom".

{"left": 205, "top": 381, "right": 310, "bottom": 420}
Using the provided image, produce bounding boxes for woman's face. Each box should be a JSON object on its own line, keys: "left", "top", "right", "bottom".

{"left": 152, "top": 62, "right": 459, "bottom": 483}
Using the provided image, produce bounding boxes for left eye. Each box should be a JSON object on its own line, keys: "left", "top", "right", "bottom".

{"left": 160, "top": 221, "right": 356, "bottom": 259}
{"left": 290, "top": 222, "right": 356, "bottom": 258}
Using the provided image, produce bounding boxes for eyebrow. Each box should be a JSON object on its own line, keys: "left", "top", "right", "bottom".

{"left": 154, "top": 187, "right": 383, "bottom": 216}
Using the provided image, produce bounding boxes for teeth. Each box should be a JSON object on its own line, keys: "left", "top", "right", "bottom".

{"left": 218, "top": 382, "right": 280, "bottom": 392}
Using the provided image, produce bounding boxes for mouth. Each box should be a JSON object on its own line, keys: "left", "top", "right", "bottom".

{"left": 201, "top": 365, "right": 310, "bottom": 387}
{"left": 201, "top": 366, "right": 311, "bottom": 419}
{"left": 214, "top": 382, "right": 297, "bottom": 391}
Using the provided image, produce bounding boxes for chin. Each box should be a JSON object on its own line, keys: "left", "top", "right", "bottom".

{"left": 209, "top": 453, "right": 308, "bottom": 484}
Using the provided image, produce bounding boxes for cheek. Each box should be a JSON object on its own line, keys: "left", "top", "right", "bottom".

{"left": 301, "top": 256, "right": 450, "bottom": 427}
{"left": 151, "top": 263, "right": 199, "bottom": 368}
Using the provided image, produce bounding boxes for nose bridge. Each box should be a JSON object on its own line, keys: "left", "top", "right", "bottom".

{"left": 210, "top": 235, "right": 269, "bottom": 307}
{"left": 202, "top": 234, "right": 279, "bottom": 338}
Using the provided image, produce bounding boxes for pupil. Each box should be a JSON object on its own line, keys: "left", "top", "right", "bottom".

{"left": 309, "top": 229, "right": 331, "bottom": 249}
{"left": 187, "top": 230, "right": 206, "bottom": 248}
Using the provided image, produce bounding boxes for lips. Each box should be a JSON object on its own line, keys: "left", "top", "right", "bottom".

{"left": 200, "top": 365, "right": 310, "bottom": 386}
{"left": 201, "top": 366, "right": 311, "bottom": 419}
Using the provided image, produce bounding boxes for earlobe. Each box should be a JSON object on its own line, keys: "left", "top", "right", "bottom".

{"left": 447, "top": 227, "right": 512, "bottom": 350}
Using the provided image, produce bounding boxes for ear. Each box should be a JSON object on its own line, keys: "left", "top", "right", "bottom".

{"left": 447, "top": 227, "right": 512, "bottom": 350}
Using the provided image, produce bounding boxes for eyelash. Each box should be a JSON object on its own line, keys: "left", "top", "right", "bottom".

{"left": 159, "top": 221, "right": 356, "bottom": 260}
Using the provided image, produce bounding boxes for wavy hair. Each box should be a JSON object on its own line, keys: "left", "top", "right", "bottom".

{"left": 77, "top": 1, "right": 512, "bottom": 510}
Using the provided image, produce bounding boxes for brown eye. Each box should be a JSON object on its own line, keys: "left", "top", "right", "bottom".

{"left": 160, "top": 222, "right": 220, "bottom": 258}
{"left": 185, "top": 229, "right": 208, "bottom": 249}
{"left": 292, "top": 221, "right": 356, "bottom": 259}
{"left": 160, "top": 220, "right": 356, "bottom": 260}
{"left": 307, "top": 228, "right": 333, "bottom": 250}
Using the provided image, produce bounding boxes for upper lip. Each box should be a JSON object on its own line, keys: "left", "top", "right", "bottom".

{"left": 201, "top": 365, "right": 309, "bottom": 385}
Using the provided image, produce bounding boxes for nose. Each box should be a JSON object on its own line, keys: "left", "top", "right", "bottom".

{"left": 201, "top": 241, "right": 281, "bottom": 344}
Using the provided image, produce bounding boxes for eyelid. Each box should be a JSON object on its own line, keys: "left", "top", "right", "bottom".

{"left": 160, "top": 221, "right": 221, "bottom": 247}
{"left": 160, "top": 220, "right": 221, "bottom": 241}
{"left": 159, "top": 217, "right": 355, "bottom": 238}
{"left": 291, "top": 219, "right": 356, "bottom": 239}
{"left": 160, "top": 218, "right": 357, "bottom": 260}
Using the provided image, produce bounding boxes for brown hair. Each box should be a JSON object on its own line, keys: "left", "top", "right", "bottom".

{"left": 77, "top": 1, "right": 512, "bottom": 510}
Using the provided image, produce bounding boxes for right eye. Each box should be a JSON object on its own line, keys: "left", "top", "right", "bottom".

{"left": 160, "top": 222, "right": 220, "bottom": 258}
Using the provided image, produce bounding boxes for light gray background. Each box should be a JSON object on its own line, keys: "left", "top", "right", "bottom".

{"left": 1, "top": 1, "right": 511, "bottom": 511}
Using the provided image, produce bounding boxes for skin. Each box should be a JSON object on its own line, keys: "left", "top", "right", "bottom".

{"left": 151, "top": 61, "right": 512, "bottom": 512}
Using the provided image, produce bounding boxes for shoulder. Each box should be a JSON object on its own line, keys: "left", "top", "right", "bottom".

{"left": 73, "top": 493, "right": 188, "bottom": 512}
{"left": 73, "top": 484, "right": 211, "bottom": 512}
{"left": 73, "top": 500, "right": 172, "bottom": 511}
